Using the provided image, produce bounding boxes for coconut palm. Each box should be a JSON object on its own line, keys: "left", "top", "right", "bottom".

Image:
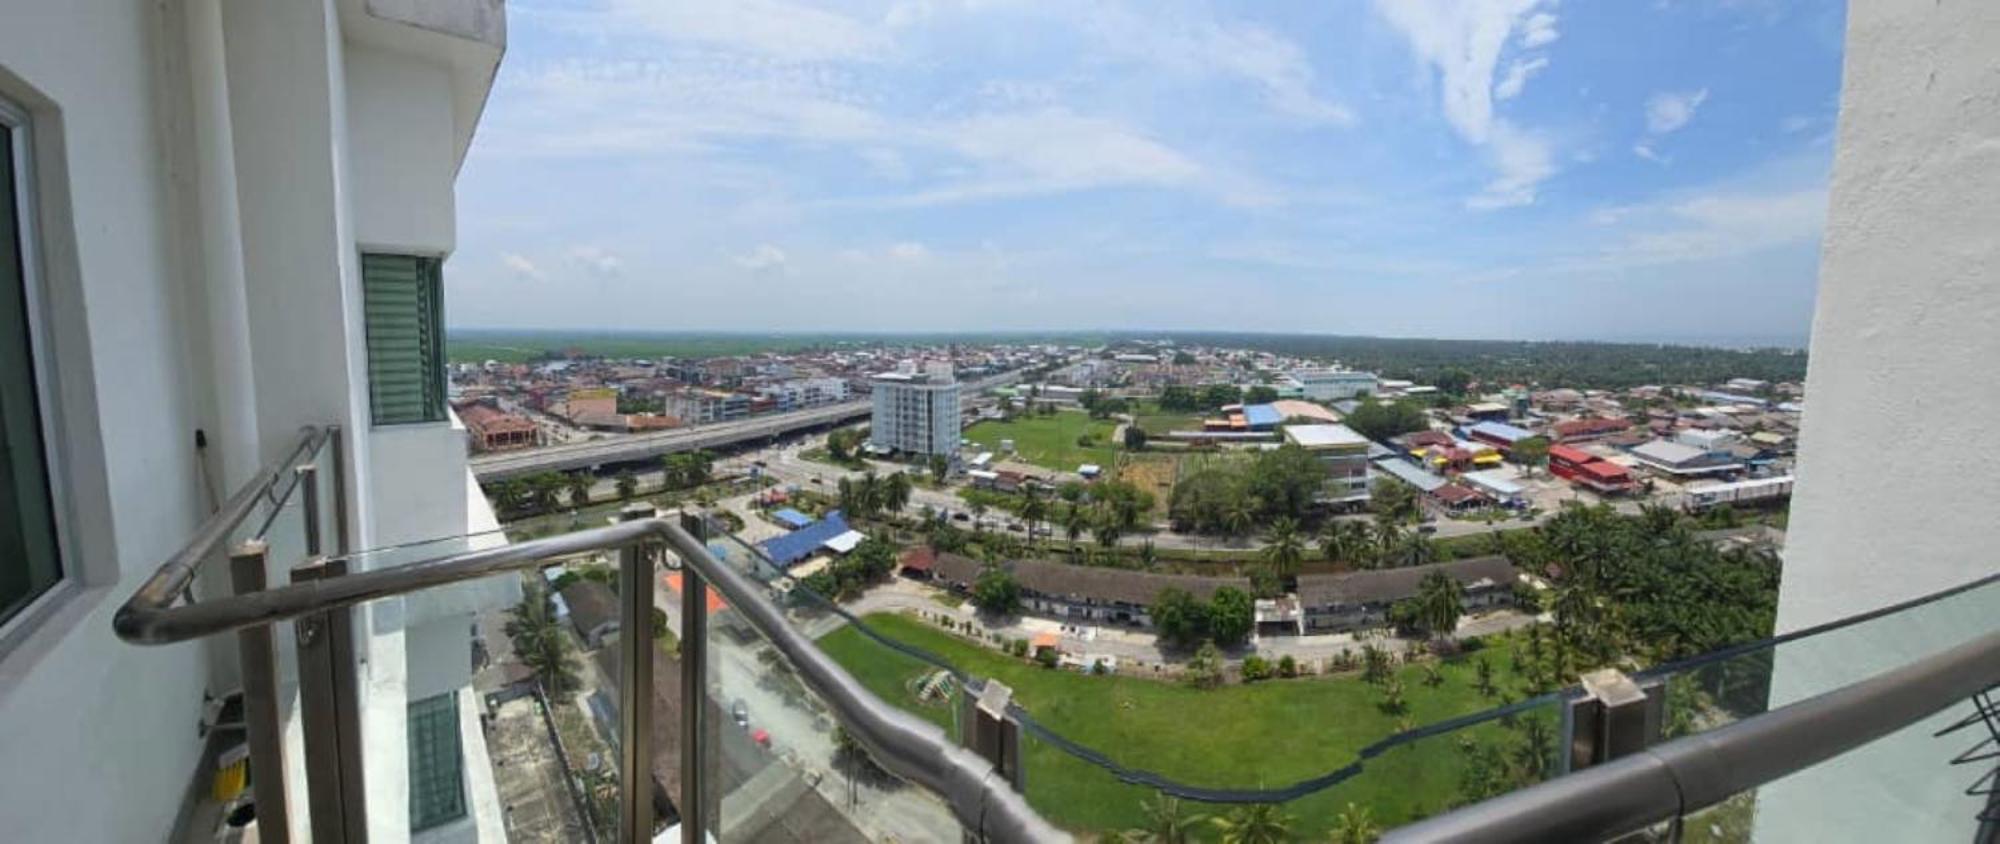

{"left": 1330, "top": 802, "right": 1382, "bottom": 844}
{"left": 1125, "top": 792, "right": 1206, "bottom": 844}
{"left": 1261, "top": 517, "right": 1306, "bottom": 588}
{"left": 1320, "top": 519, "right": 1370, "bottom": 567}
{"left": 564, "top": 473, "right": 593, "bottom": 508}
{"left": 1019, "top": 486, "right": 1048, "bottom": 545}
{"left": 1063, "top": 504, "right": 1089, "bottom": 554}
{"left": 528, "top": 472, "right": 565, "bottom": 513}
{"left": 1209, "top": 803, "right": 1293, "bottom": 844}
{"left": 1395, "top": 531, "right": 1438, "bottom": 568}
{"left": 614, "top": 471, "right": 639, "bottom": 502}
{"left": 885, "top": 471, "right": 913, "bottom": 512}
{"left": 505, "top": 590, "right": 578, "bottom": 694}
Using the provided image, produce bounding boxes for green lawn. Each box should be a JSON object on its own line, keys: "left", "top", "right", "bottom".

{"left": 964, "top": 411, "right": 1119, "bottom": 472}
{"left": 1129, "top": 401, "right": 1209, "bottom": 435}
{"left": 818, "top": 613, "right": 1547, "bottom": 839}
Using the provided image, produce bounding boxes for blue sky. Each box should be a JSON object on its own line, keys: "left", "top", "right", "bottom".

{"left": 448, "top": 0, "right": 1847, "bottom": 346}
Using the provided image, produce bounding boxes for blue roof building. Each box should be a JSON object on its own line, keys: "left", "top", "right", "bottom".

{"left": 758, "top": 511, "right": 856, "bottom": 567}
{"left": 771, "top": 508, "right": 813, "bottom": 530}
{"left": 1242, "top": 403, "right": 1283, "bottom": 430}
{"left": 1466, "top": 421, "right": 1535, "bottom": 446}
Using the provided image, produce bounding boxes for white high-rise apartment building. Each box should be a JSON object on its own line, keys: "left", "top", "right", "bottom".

{"left": 870, "top": 367, "right": 961, "bottom": 458}
{"left": 0, "top": 2, "right": 512, "bottom": 842}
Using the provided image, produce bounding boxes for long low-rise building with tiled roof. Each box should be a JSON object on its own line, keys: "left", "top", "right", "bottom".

{"left": 924, "top": 550, "right": 1251, "bottom": 628}
{"left": 1295, "top": 556, "right": 1521, "bottom": 633}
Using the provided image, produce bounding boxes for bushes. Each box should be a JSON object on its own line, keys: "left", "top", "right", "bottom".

{"left": 1278, "top": 654, "right": 1299, "bottom": 678}
{"left": 1240, "top": 655, "right": 1272, "bottom": 682}
{"left": 1035, "top": 647, "right": 1060, "bottom": 669}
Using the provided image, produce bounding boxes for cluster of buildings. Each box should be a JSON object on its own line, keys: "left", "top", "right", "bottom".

{"left": 445, "top": 342, "right": 1059, "bottom": 453}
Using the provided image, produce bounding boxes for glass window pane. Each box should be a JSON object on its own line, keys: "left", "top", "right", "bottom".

{"left": 409, "top": 691, "right": 468, "bottom": 830}
{"left": 0, "top": 119, "right": 64, "bottom": 628}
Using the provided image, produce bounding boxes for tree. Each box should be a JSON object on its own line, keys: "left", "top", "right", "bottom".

{"left": 1152, "top": 587, "right": 1209, "bottom": 649}
{"left": 1475, "top": 657, "right": 1498, "bottom": 698}
{"left": 1126, "top": 792, "right": 1206, "bottom": 844}
{"left": 1394, "top": 531, "right": 1438, "bottom": 569}
{"left": 1209, "top": 803, "right": 1293, "bottom": 844}
{"left": 1200, "top": 383, "right": 1244, "bottom": 409}
{"left": 1361, "top": 643, "right": 1391, "bottom": 684}
{"left": 1330, "top": 802, "right": 1382, "bottom": 844}
{"left": 1184, "top": 641, "right": 1224, "bottom": 689}
{"left": 564, "top": 473, "right": 593, "bottom": 508}
{"left": 614, "top": 470, "right": 639, "bottom": 502}
{"left": 1207, "top": 587, "right": 1255, "bottom": 647}
{"left": 1063, "top": 504, "right": 1090, "bottom": 554}
{"left": 1244, "top": 385, "right": 1280, "bottom": 404}
{"left": 929, "top": 453, "right": 950, "bottom": 483}
{"left": 1416, "top": 570, "right": 1466, "bottom": 641}
{"left": 494, "top": 479, "right": 529, "bottom": 514}
{"left": 1019, "top": 486, "right": 1048, "bottom": 544}
{"left": 1123, "top": 424, "right": 1148, "bottom": 450}
{"left": 971, "top": 564, "right": 1021, "bottom": 616}
{"left": 1510, "top": 436, "right": 1550, "bottom": 475}
{"left": 527, "top": 472, "right": 565, "bottom": 513}
{"left": 1321, "top": 519, "right": 1374, "bottom": 569}
{"left": 1370, "top": 478, "right": 1421, "bottom": 526}
{"left": 1260, "top": 517, "right": 1305, "bottom": 589}
{"left": 885, "top": 471, "right": 913, "bottom": 512}
{"left": 505, "top": 590, "right": 579, "bottom": 694}
{"left": 1343, "top": 398, "right": 1429, "bottom": 442}
{"left": 1432, "top": 368, "right": 1473, "bottom": 398}
{"left": 1378, "top": 677, "right": 1408, "bottom": 714}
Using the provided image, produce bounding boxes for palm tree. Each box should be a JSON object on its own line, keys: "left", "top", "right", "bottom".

{"left": 1126, "top": 792, "right": 1205, "bottom": 844}
{"left": 564, "top": 473, "right": 593, "bottom": 509}
{"left": 613, "top": 471, "right": 639, "bottom": 502}
{"left": 1209, "top": 803, "right": 1293, "bottom": 844}
{"left": 1261, "top": 517, "right": 1305, "bottom": 588}
{"left": 1320, "top": 519, "right": 1370, "bottom": 567}
{"left": 1330, "top": 802, "right": 1382, "bottom": 844}
{"left": 1222, "top": 495, "right": 1255, "bottom": 545}
{"left": 858, "top": 471, "right": 881, "bottom": 516}
{"left": 1063, "top": 504, "right": 1089, "bottom": 555}
{"left": 1371, "top": 518, "right": 1402, "bottom": 559}
{"left": 1395, "top": 531, "right": 1437, "bottom": 569}
{"left": 528, "top": 473, "right": 564, "bottom": 513}
{"left": 494, "top": 479, "right": 529, "bottom": 514}
{"left": 1019, "top": 486, "right": 1048, "bottom": 545}
{"left": 1417, "top": 569, "right": 1465, "bottom": 641}
{"left": 1093, "top": 517, "right": 1122, "bottom": 565}
{"left": 885, "top": 472, "right": 913, "bottom": 512}
{"left": 505, "top": 590, "right": 579, "bottom": 693}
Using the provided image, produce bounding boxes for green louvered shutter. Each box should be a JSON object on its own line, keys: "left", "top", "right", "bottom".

{"left": 362, "top": 253, "right": 446, "bottom": 425}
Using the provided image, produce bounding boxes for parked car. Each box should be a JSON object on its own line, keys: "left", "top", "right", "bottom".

{"left": 731, "top": 699, "right": 748, "bottom": 727}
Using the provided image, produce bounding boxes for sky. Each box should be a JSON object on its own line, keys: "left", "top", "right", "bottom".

{"left": 448, "top": 0, "right": 1848, "bottom": 347}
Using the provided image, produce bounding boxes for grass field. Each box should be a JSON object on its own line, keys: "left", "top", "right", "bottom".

{"left": 1116, "top": 452, "right": 1180, "bottom": 517}
{"left": 818, "top": 613, "right": 1542, "bottom": 838}
{"left": 1129, "top": 401, "right": 1209, "bottom": 435}
{"left": 964, "top": 411, "right": 1119, "bottom": 472}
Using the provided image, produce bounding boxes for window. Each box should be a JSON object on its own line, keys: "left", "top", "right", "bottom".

{"left": 362, "top": 253, "right": 446, "bottom": 425}
{"left": 0, "top": 102, "right": 63, "bottom": 629}
{"left": 407, "top": 691, "right": 466, "bottom": 831}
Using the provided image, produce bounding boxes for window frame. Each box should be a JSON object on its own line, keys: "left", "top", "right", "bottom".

{"left": 406, "top": 690, "right": 467, "bottom": 831}
{"left": 360, "top": 251, "right": 449, "bottom": 427}
{"left": 0, "top": 94, "right": 78, "bottom": 646}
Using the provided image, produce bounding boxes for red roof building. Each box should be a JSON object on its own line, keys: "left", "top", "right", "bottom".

{"left": 455, "top": 401, "right": 540, "bottom": 452}
{"left": 1548, "top": 444, "right": 1637, "bottom": 494}
{"left": 1552, "top": 416, "right": 1633, "bottom": 443}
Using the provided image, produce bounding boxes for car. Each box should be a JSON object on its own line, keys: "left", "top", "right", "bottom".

{"left": 952, "top": 512, "right": 970, "bottom": 522}
{"left": 731, "top": 699, "right": 748, "bottom": 727}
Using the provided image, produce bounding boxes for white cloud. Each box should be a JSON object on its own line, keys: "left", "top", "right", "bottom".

{"left": 501, "top": 252, "right": 544, "bottom": 280}
{"left": 1467, "top": 121, "right": 1556, "bottom": 209}
{"left": 887, "top": 242, "right": 930, "bottom": 261}
{"left": 569, "top": 245, "right": 623, "bottom": 276}
{"left": 604, "top": 0, "right": 889, "bottom": 64}
{"left": 1518, "top": 12, "right": 1561, "bottom": 48}
{"left": 1779, "top": 114, "right": 1813, "bottom": 133}
{"left": 1088, "top": 10, "right": 1354, "bottom": 125}
{"left": 1494, "top": 56, "right": 1549, "bottom": 101}
{"left": 1645, "top": 88, "right": 1709, "bottom": 134}
{"left": 1587, "top": 186, "right": 1827, "bottom": 269}
{"left": 1632, "top": 142, "right": 1667, "bottom": 164}
{"left": 734, "top": 243, "right": 790, "bottom": 271}
{"left": 1372, "top": 0, "right": 1562, "bottom": 208}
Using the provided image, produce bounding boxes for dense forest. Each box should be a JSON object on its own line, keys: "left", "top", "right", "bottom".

{"left": 1178, "top": 332, "right": 1809, "bottom": 390}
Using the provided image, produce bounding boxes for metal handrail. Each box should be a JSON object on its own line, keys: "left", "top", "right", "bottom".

{"left": 1385, "top": 626, "right": 2000, "bottom": 843}
{"left": 111, "top": 425, "right": 325, "bottom": 643}
{"left": 113, "top": 510, "right": 1065, "bottom": 841}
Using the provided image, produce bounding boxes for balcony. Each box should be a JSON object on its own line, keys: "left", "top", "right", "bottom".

{"left": 117, "top": 425, "right": 1997, "bottom": 843}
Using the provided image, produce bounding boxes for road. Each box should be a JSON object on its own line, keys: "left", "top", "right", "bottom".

{"left": 471, "top": 372, "right": 1021, "bottom": 482}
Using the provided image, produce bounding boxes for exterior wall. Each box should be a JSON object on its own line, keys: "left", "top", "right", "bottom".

{"left": 0, "top": 3, "right": 508, "bottom": 843}
{"left": 0, "top": 4, "right": 217, "bottom": 842}
{"left": 870, "top": 378, "right": 961, "bottom": 456}
{"left": 1764, "top": 3, "right": 2000, "bottom": 840}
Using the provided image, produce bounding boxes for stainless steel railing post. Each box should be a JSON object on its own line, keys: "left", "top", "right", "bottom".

{"left": 230, "top": 540, "right": 290, "bottom": 844}
{"left": 677, "top": 510, "right": 708, "bottom": 844}
{"left": 292, "top": 557, "right": 367, "bottom": 843}
{"left": 616, "top": 505, "right": 656, "bottom": 843}
{"left": 297, "top": 463, "right": 321, "bottom": 558}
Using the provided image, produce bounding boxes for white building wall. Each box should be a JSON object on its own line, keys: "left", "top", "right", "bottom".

{"left": 0, "top": 2, "right": 507, "bottom": 842}
{"left": 1764, "top": 3, "right": 2000, "bottom": 840}
{"left": 0, "top": 2, "right": 228, "bottom": 842}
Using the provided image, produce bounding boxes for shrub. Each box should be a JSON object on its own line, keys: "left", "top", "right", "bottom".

{"left": 1035, "top": 647, "right": 1059, "bottom": 669}
{"left": 1240, "top": 655, "right": 1272, "bottom": 682}
{"left": 1278, "top": 655, "right": 1299, "bottom": 678}
{"left": 1008, "top": 638, "right": 1030, "bottom": 658}
{"left": 1091, "top": 659, "right": 1108, "bottom": 675}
